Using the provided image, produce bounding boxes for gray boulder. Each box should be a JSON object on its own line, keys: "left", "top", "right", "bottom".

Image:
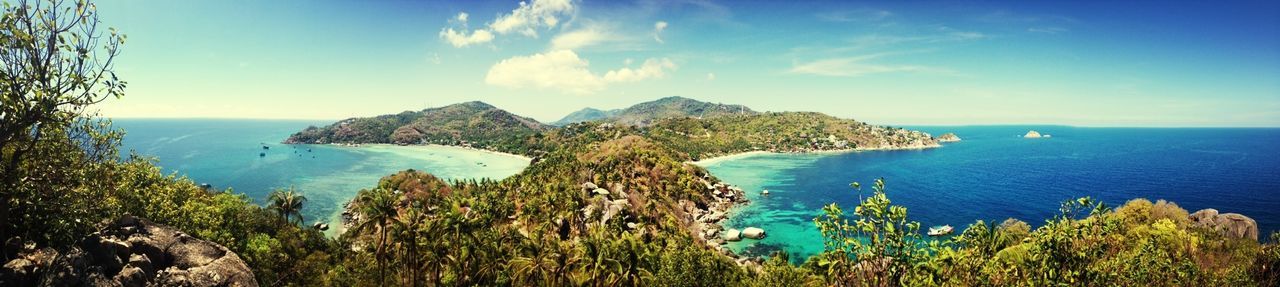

{"left": 723, "top": 229, "right": 742, "bottom": 242}
{"left": 742, "top": 227, "right": 766, "bottom": 239}
{"left": 1189, "top": 209, "right": 1259, "bottom": 241}
{"left": 12, "top": 216, "right": 259, "bottom": 287}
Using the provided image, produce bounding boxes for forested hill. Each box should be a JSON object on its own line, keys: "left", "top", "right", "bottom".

{"left": 284, "top": 98, "right": 938, "bottom": 159}
{"left": 550, "top": 107, "right": 618, "bottom": 126}
{"left": 283, "top": 101, "right": 550, "bottom": 152}
{"left": 552, "top": 96, "right": 758, "bottom": 126}
{"left": 645, "top": 112, "right": 939, "bottom": 160}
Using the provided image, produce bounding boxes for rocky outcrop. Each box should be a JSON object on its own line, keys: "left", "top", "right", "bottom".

{"left": 1189, "top": 209, "right": 1259, "bottom": 241}
{"left": 742, "top": 227, "right": 766, "bottom": 239}
{"left": 723, "top": 229, "right": 742, "bottom": 242}
{"left": 938, "top": 133, "right": 961, "bottom": 142}
{"left": 1, "top": 216, "right": 258, "bottom": 287}
{"left": 1024, "top": 130, "right": 1042, "bottom": 138}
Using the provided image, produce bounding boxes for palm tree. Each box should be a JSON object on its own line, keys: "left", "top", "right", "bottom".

{"left": 392, "top": 203, "right": 428, "bottom": 287}
{"left": 352, "top": 188, "right": 398, "bottom": 286}
{"left": 267, "top": 186, "right": 307, "bottom": 225}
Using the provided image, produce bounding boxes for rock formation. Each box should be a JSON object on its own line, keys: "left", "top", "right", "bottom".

{"left": 1023, "top": 130, "right": 1042, "bottom": 138}
{"left": 938, "top": 133, "right": 962, "bottom": 142}
{"left": 1189, "top": 209, "right": 1259, "bottom": 241}
{"left": 1, "top": 216, "right": 258, "bottom": 287}
{"left": 723, "top": 229, "right": 742, "bottom": 242}
{"left": 742, "top": 227, "right": 766, "bottom": 239}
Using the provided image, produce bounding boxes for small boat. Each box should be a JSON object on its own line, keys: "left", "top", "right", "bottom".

{"left": 761, "top": 189, "right": 770, "bottom": 195}
{"left": 259, "top": 152, "right": 266, "bottom": 157}
{"left": 928, "top": 225, "right": 953, "bottom": 236}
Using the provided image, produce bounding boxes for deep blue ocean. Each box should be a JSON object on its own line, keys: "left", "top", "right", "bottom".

{"left": 701, "top": 126, "right": 1280, "bottom": 261}
{"left": 114, "top": 119, "right": 530, "bottom": 236}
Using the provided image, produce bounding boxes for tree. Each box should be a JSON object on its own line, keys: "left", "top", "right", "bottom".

{"left": 812, "top": 178, "right": 925, "bottom": 287}
{"left": 1, "top": 0, "right": 126, "bottom": 240}
{"left": 352, "top": 187, "right": 398, "bottom": 286}
{"left": 267, "top": 186, "right": 307, "bottom": 225}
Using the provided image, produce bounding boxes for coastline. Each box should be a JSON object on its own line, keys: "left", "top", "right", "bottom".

{"left": 327, "top": 143, "right": 533, "bottom": 162}
{"left": 307, "top": 143, "right": 533, "bottom": 238}
{"left": 691, "top": 143, "right": 944, "bottom": 166}
{"left": 697, "top": 142, "right": 944, "bottom": 259}
{"left": 691, "top": 151, "right": 773, "bottom": 166}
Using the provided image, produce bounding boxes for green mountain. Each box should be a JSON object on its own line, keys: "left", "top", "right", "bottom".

{"left": 550, "top": 107, "right": 619, "bottom": 126}
{"left": 284, "top": 101, "right": 550, "bottom": 152}
{"left": 551, "top": 96, "right": 758, "bottom": 126}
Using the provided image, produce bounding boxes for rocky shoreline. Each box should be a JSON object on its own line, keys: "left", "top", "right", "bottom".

{"left": 679, "top": 174, "right": 769, "bottom": 269}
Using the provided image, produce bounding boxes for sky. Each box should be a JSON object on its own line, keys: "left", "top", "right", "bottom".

{"left": 94, "top": 0, "right": 1280, "bottom": 127}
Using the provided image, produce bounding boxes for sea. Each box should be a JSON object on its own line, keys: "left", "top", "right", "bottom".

{"left": 114, "top": 119, "right": 530, "bottom": 236}
{"left": 114, "top": 120, "right": 1280, "bottom": 260}
{"left": 699, "top": 126, "right": 1280, "bottom": 262}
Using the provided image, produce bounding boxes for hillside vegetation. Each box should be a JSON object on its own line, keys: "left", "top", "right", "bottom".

{"left": 285, "top": 101, "right": 550, "bottom": 153}
{"left": 553, "top": 96, "right": 758, "bottom": 126}
{"left": 645, "top": 112, "right": 937, "bottom": 160}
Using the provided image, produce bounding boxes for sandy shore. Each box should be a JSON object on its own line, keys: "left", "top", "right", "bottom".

{"left": 691, "top": 151, "right": 774, "bottom": 166}
{"left": 342, "top": 143, "right": 533, "bottom": 162}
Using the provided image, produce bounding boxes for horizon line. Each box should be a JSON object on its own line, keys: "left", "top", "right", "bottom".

{"left": 105, "top": 116, "right": 1280, "bottom": 129}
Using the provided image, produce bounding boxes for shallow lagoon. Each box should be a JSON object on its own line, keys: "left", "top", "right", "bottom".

{"left": 116, "top": 119, "right": 529, "bottom": 236}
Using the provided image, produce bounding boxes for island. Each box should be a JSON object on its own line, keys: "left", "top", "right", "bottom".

{"left": 938, "top": 132, "right": 962, "bottom": 142}
{"left": 1024, "top": 130, "right": 1043, "bottom": 138}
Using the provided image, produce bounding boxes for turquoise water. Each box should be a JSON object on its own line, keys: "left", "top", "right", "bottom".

{"left": 700, "top": 126, "right": 1280, "bottom": 262}
{"left": 115, "top": 119, "right": 529, "bottom": 235}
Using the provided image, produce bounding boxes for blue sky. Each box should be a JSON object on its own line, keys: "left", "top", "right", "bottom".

{"left": 95, "top": 0, "right": 1280, "bottom": 127}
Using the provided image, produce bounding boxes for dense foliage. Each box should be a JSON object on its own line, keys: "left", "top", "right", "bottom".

{"left": 805, "top": 182, "right": 1278, "bottom": 286}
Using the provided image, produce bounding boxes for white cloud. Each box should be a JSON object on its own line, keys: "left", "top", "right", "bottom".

{"left": 789, "top": 53, "right": 950, "bottom": 77}
{"left": 948, "top": 31, "right": 987, "bottom": 40}
{"left": 486, "top": 50, "right": 603, "bottom": 94}
{"left": 485, "top": 50, "right": 677, "bottom": 95}
{"left": 653, "top": 21, "right": 668, "bottom": 43}
{"left": 440, "top": 0, "right": 574, "bottom": 48}
{"left": 706, "top": 73, "right": 716, "bottom": 81}
{"left": 816, "top": 9, "right": 893, "bottom": 22}
{"left": 603, "top": 58, "right": 677, "bottom": 82}
{"left": 550, "top": 27, "right": 609, "bottom": 50}
{"left": 439, "top": 28, "right": 495, "bottom": 48}
{"left": 489, "top": 0, "right": 576, "bottom": 37}
{"left": 1028, "top": 27, "right": 1068, "bottom": 34}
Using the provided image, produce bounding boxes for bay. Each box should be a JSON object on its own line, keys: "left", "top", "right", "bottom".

{"left": 114, "top": 119, "right": 530, "bottom": 236}
{"left": 699, "top": 126, "right": 1280, "bottom": 261}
